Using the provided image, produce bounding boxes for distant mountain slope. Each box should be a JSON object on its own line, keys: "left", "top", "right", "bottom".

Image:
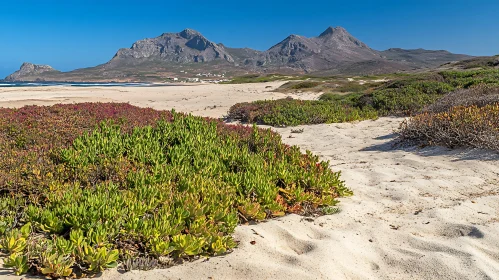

{"left": 223, "top": 45, "right": 263, "bottom": 68}
{"left": 5, "top": 27, "right": 474, "bottom": 82}
{"left": 381, "top": 48, "right": 472, "bottom": 68}
{"left": 437, "top": 55, "right": 499, "bottom": 70}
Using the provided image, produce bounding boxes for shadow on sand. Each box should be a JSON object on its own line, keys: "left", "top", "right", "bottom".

{"left": 361, "top": 133, "right": 499, "bottom": 162}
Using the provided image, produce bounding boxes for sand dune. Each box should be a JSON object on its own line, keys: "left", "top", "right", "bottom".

{"left": 0, "top": 83, "right": 497, "bottom": 279}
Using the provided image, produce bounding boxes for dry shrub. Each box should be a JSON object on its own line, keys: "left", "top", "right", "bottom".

{"left": 426, "top": 85, "right": 499, "bottom": 113}
{"left": 399, "top": 104, "right": 499, "bottom": 151}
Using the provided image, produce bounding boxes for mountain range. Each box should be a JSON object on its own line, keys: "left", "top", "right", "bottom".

{"left": 5, "top": 27, "right": 472, "bottom": 82}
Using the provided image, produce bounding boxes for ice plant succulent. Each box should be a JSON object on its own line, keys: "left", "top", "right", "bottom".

{"left": 0, "top": 103, "right": 351, "bottom": 278}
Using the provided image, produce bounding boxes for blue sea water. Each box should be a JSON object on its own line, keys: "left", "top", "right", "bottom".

{"left": 0, "top": 82, "right": 163, "bottom": 87}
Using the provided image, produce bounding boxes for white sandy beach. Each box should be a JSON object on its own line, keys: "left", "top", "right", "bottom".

{"left": 0, "top": 83, "right": 498, "bottom": 280}
{"left": 0, "top": 82, "right": 319, "bottom": 118}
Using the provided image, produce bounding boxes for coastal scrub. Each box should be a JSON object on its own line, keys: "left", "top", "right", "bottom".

{"left": 0, "top": 103, "right": 350, "bottom": 277}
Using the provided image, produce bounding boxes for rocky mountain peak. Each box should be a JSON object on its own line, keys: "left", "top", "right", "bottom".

{"left": 319, "top": 26, "right": 347, "bottom": 37}
{"left": 179, "top": 28, "right": 202, "bottom": 39}
{"left": 317, "top": 26, "right": 371, "bottom": 50}
{"left": 109, "top": 29, "right": 234, "bottom": 65}
{"left": 19, "top": 62, "right": 54, "bottom": 71}
{"left": 277, "top": 34, "right": 308, "bottom": 46}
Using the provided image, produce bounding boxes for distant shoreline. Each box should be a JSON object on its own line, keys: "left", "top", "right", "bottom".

{"left": 0, "top": 81, "right": 200, "bottom": 88}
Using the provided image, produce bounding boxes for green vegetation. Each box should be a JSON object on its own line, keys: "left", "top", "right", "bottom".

{"left": 278, "top": 78, "right": 382, "bottom": 93}
{"left": 366, "top": 81, "right": 455, "bottom": 114}
{"left": 229, "top": 69, "right": 499, "bottom": 126}
{"left": 227, "top": 98, "right": 378, "bottom": 126}
{"left": 318, "top": 92, "right": 364, "bottom": 106}
{"left": 224, "top": 74, "right": 296, "bottom": 84}
{"left": 288, "top": 81, "right": 322, "bottom": 90}
{"left": 439, "top": 69, "right": 499, "bottom": 88}
{"left": 0, "top": 103, "right": 351, "bottom": 277}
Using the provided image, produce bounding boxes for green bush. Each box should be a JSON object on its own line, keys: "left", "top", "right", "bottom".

{"left": 224, "top": 74, "right": 289, "bottom": 84}
{"left": 369, "top": 81, "right": 455, "bottom": 114}
{"left": 289, "top": 81, "right": 322, "bottom": 90}
{"left": 382, "top": 73, "right": 445, "bottom": 89}
{"left": 0, "top": 103, "right": 351, "bottom": 278}
{"left": 440, "top": 69, "right": 499, "bottom": 88}
{"left": 336, "top": 82, "right": 370, "bottom": 93}
{"left": 229, "top": 70, "right": 499, "bottom": 126}
{"left": 319, "top": 81, "right": 456, "bottom": 116}
{"left": 319, "top": 93, "right": 364, "bottom": 107}
{"left": 227, "top": 98, "right": 378, "bottom": 126}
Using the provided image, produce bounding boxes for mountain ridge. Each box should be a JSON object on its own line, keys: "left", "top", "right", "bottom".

{"left": 5, "top": 27, "right": 473, "bottom": 82}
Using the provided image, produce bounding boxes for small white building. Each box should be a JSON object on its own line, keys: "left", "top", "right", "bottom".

{"left": 187, "top": 78, "right": 200, "bottom": 83}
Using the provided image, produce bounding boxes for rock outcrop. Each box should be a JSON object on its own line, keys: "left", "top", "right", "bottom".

{"left": 5, "top": 62, "right": 59, "bottom": 81}
{"left": 109, "top": 28, "right": 234, "bottom": 66}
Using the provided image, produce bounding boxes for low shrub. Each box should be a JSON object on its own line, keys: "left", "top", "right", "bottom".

{"left": 360, "top": 71, "right": 499, "bottom": 115}
{"left": 426, "top": 85, "right": 499, "bottom": 113}
{"left": 289, "top": 81, "right": 321, "bottom": 90}
{"left": 336, "top": 82, "right": 370, "bottom": 93}
{"left": 382, "top": 73, "right": 445, "bottom": 89}
{"left": 319, "top": 92, "right": 364, "bottom": 107}
{"left": 440, "top": 69, "right": 499, "bottom": 88}
{"left": 365, "top": 81, "right": 456, "bottom": 115}
{"left": 229, "top": 69, "right": 499, "bottom": 128}
{"left": 224, "top": 74, "right": 289, "bottom": 84}
{"left": 398, "top": 104, "right": 499, "bottom": 151}
{"left": 0, "top": 103, "right": 351, "bottom": 278}
{"left": 320, "top": 80, "right": 457, "bottom": 116}
{"left": 226, "top": 98, "right": 378, "bottom": 126}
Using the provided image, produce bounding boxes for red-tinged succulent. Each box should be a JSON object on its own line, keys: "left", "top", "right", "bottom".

{"left": 0, "top": 103, "right": 350, "bottom": 278}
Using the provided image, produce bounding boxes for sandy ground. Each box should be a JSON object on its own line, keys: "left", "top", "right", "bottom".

{"left": 0, "top": 83, "right": 498, "bottom": 280}
{"left": 0, "top": 81, "right": 319, "bottom": 118}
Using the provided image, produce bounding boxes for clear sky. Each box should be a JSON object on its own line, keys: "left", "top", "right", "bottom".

{"left": 1, "top": 0, "right": 498, "bottom": 78}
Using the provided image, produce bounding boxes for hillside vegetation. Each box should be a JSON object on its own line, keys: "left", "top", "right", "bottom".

{"left": 227, "top": 69, "right": 499, "bottom": 151}
{"left": 227, "top": 69, "right": 499, "bottom": 126}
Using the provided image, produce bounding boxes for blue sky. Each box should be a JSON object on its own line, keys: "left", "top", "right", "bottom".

{"left": 1, "top": 0, "right": 498, "bottom": 78}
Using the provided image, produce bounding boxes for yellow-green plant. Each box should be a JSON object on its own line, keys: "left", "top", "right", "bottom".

{"left": 84, "top": 247, "right": 119, "bottom": 273}
{"left": 40, "top": 250, "right": 75, "bottom": 278}
{"left": 3, "top": 253, "right": 29, "bottom": 275}
{"left": 0, "top": 223, "right": 30, "bottom": 254}
{"left": 0, "top": 105, "right": 351, "bottom": 277}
